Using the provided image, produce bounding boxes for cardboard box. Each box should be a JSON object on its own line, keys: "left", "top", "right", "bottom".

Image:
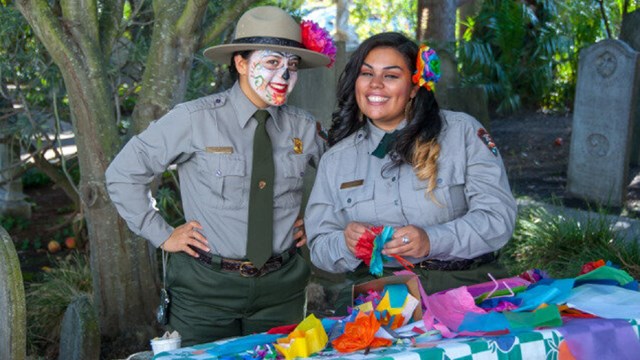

{"left": 351, "top": 274, "right": 423, "bottom": 322}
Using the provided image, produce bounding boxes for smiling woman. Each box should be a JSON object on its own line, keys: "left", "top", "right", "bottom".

{"left": 305, "top": 32, "right": 517, "bottom": 315}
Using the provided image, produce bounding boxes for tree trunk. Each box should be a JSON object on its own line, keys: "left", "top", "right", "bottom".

{"left": 418, "top": 0, "right": 457, "bottom": 44}
{"left": 15, "top": 0, "right": 158, "bottom": 337}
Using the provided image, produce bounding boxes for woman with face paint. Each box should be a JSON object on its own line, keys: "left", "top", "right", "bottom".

{"left": 105, "top": 6, "right": 335, "bottom": 344}
{"left": 305, "top": 32, "right": 517, "bottom": 315}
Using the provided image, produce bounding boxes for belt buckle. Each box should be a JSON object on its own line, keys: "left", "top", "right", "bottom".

{"left": 239, "top": 262, "right": 259, "bottom": 277}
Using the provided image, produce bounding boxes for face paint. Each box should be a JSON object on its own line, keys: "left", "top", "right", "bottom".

{"left": 247, "top": 50, "right": 300, "bottom": 106}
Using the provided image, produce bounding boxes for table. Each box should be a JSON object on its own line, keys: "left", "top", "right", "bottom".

{"left": 153, "top": 318, "right": 640, "bottom": 360}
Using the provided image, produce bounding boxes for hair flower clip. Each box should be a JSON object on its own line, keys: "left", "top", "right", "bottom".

{"left": 300, "top": 20, "right": 337, "bottom": 68}
{"left": 412, "top": 45, "right": 441, "bottom": 92}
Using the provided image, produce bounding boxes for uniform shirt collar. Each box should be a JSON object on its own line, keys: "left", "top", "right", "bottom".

{"left": 230, "top": 82, "right": 282, "bottom": 132}
{"left": 366, "top": 119, "right": 407, "bottom": 152}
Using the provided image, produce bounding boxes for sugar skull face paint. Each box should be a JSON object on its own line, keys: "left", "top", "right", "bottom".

{"left": 247, "top": 50, "right": 300, "bottom": 106}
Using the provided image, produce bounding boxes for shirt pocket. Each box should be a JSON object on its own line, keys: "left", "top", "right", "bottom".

{"left": 274, "top": 153, "right": 308, "bottom": 208}
{"left": 412, "top": 164, "right": 467, "bottom": 220}
{"left": 335, "top": 182, "right": 376, "bottom": 222}
{"left": 197, "top": 152, "right": 246, "bottom": 209}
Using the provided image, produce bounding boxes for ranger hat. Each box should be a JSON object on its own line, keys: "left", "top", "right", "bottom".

{"left": 203, "top": 6, "right": 331, "bottom": 69}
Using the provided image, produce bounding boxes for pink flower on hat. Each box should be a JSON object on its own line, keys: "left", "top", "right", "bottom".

{"left": 300, "top": 20, "right": 337, "bottom": 68}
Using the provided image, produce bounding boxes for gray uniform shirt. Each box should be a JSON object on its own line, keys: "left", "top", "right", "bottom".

{"left": 305, "top": 110, "right": 517, "bottom": 273}
{"left": 105, "top": 82, "right": 325, "bottom": 259}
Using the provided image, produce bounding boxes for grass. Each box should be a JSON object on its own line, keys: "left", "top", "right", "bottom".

{"left": 501, "top": 206, "right": 640, "bottom": 279}
{"left": 25, "top": 253, "right": 92, "bottom": 357}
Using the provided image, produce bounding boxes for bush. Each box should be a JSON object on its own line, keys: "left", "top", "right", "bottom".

{"left": 502, "top": 206, "right": 640, "bottom": 279}
{"left": 26, "top": 253, "right": 92, "bottom": 357}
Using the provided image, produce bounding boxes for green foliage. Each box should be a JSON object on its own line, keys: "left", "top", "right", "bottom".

{"left": 502, "top": 207, "right": 640, "bottom": 279}
{"left": 22, "top": 167, "right": 52, "bottom": 187}
{"left": 156, "top": 170, "right": 185, "bottom": 227}
{"left": 458, "top": 0, "right": 569, "bottom": 114}
{"left": 0, "top": 214, "right": 30, "bottom": 232}
{"left": 350, "top": 0, "right": 416, "bottom": 40}
{"left": 25, "top": 253, "right": 92, "bottom": 355}
{"left": 458, "top": 0, "right": 638, "bottom": 114}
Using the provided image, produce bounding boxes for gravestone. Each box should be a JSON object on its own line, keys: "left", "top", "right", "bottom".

{"left": 567, "top": 39, "right": 640, "bottom": 206}
{"left": 58, "top": 295, "right": 100, "bottom": 360}
{"left": 0, "top": 226, "right": 26, "bottom": 360}
{"left": 620, "top": 10, "right": 640, "bottom": 165}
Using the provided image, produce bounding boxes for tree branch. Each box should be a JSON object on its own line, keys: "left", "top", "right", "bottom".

{"left": 99, "top": 0, "right": 125, "bottom": 56}
{"left": 199, "top": 0, "right": 257, "bottom": 49}
{"left": 15, "top": 0, "right": 80, "bottom": 68}
{"left": 176, "top": 0, "right": 209, "bottom": 38}
{"left": 59, "top": 0, "right": 100, "bottom": 54}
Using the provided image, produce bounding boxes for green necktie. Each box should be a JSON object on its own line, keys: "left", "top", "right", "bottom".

{"left": 246, "top": 110, "right": 275, "bottom": 269}
{"left": 371, "top": 131, "right": 398, "bottom": 158}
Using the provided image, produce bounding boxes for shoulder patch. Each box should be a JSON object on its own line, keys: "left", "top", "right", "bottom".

{"left": 477, "top": 128, "right": 498, "bottom": 156}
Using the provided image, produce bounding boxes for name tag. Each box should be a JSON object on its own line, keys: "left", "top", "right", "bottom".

{"left": 206, "top": 146, "right": 233, "bottom": 154}
{"left": 340, "top": 179, "right": 364, "bottom": 189}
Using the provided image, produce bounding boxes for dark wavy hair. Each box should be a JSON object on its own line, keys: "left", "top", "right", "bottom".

{"left": 328, "top": 32, "right": 442, "bottom": 168}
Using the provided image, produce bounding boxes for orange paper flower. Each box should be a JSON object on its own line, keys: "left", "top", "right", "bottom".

{"left": 331, "top": 311, "right": 392, "bottom": 353}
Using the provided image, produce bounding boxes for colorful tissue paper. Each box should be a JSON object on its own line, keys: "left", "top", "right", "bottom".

{"left": 274, "top": 314, "right": 328, "bottom": 360}
{"left": 556, "top": 318, "right": 640, "bottom": 360}
{"left": 332, "top": 311, "right": 392, "bottom": 353}
{"left": 206, "top": 334, "right": 281, "bottom": 357}
{"left": 565, "top": 284, "right": 640, "bottom": 319}
{"left": 575, "top": 265, "right": 635, "bottom": 287}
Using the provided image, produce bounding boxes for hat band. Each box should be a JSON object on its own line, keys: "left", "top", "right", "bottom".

{"left": 232, "top": 36, "right": 304, "bottom": 49}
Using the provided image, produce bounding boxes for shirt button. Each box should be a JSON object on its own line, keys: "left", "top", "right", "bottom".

{"left": 215, "top": 98, "right": 221, "bottom": 104}
{"left": 300, "top": 171, "right": 305, "bottom": 177}
{"left": 394, "top": 200, "right": 399, "bottom": 205}
{"left": 437, "top": 178, "right": 443, "bottom": 185}
{"left": 347, "top": 198, "right": 352, "bottom": 203}
{"left": 392, "top": 176, "right": 396, "bottom": 182}
{"left": 216, "top": 169, "right": 222, "bottom": 177}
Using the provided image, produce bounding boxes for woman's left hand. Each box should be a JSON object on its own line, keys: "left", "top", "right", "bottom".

{"left": 382, "top": 225, "right": 430, "bottom": 258}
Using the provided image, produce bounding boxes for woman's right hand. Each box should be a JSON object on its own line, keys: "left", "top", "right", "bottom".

{"left": 343, "top": 221, "right": 373, "bottom": 254}
{"left": 160, "top": 220, "right": 210, "bottom": 258}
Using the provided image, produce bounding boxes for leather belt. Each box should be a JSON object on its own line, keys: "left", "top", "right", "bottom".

{"left": 190, "top": 245, "right": 297, "bottom": 277}
{"left": 418, "top": 252, "right": 496, "bottom": 271}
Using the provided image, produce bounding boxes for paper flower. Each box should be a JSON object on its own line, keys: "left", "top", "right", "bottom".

{"left": 412, "top": 45, "right": 441, "bottom": 91}
{"left": 331, "top": 311, "right": 392, "bottom": 353}
{"left": 300, "top": 20, "right": 337, "bottom": 68}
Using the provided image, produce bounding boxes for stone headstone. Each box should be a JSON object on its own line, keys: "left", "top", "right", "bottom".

{"left": 0, "top": 226, "right": 26, "bottom": 360}
{"left": 567, "top": 39, "right": 640, "bottom": 206}
{"left": 620, "top": 10, "right": 640, "bottom": 165}
{"left": 58, "top": 295, "right": 100, "bottom": 360}
{"left": 444, "top": 85, "right": 491, "bottom": 130}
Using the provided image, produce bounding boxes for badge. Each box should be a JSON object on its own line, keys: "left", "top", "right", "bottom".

{"left": 206, "top": 146, "right": 234, "bottom": 154}
{"left": 340, "top": 179, "right": 364, "bottom": 189}
{"left": 477, "top": 128, "right": 498, "bottom": 156}
{"left": 293, "top": 138, "right": 303, "bottom": 154}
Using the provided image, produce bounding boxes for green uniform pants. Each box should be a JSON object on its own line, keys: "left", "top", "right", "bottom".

{"left": 166, "top": 251, "right": 310, "bottom": 346}
{"left": 333, "top": 256, "right": 509, "bottom": 315}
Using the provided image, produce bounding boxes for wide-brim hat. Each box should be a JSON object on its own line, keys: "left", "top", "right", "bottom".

{"left": 203, "top": 6, "right": 330, "bottom": 69}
